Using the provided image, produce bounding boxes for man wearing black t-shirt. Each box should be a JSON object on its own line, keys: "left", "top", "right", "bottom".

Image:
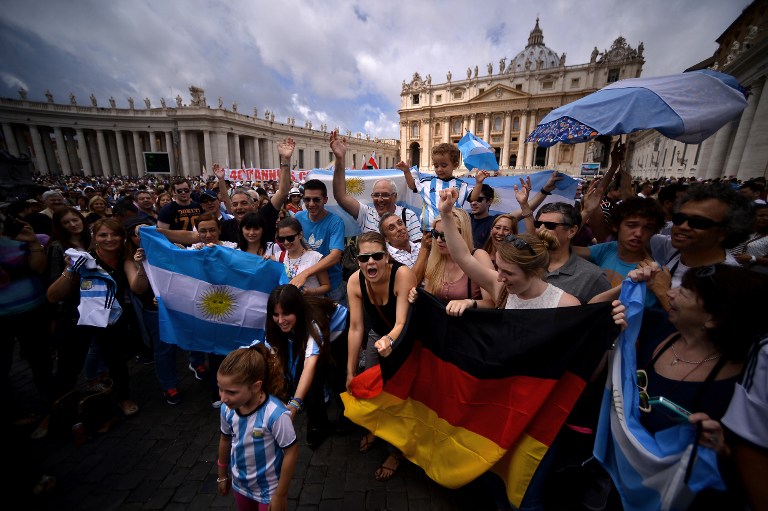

{"left": 157, "top": 178, "right": 203, "bottom": 231}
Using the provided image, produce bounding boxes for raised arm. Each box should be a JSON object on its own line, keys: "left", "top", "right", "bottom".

{"left": 213, "top": 164, "right": 232, "bottom": 213}
{"left": 330, "top": 131, "right": 361, "bottom": 219}
{"left": 127, "top": 247, "right": 150, "bottom": 294}
{"left": 396, "top": 160, "right": 416, "bottom": 191}
{"left": 514, "top": 178, "right": 536, "bottom": 233}
{"left": 438, "top": 189, "right": 501, "bottom": 297}
{"left": 412, "top": 234, "right": 432, "bottom": 284}
{"left": 581, "top": 178, "right": 612, "bottom": 243}
{"left": 270, "top": 138, "right": 295, "bottom": 210}
{"left": 468, "top": 170, "right": 491, "bottom": 203}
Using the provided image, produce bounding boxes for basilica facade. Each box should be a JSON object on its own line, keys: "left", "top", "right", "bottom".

{"left": 398, "top": 19, "right": 645, "bottom": 175}
{"left": 0, "top": 86, "right": 398, "bottom": 177}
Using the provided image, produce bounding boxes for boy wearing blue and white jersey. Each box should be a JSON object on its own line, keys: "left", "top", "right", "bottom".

{"left": 398, "top": 142, "right": 484, "bottom": 231}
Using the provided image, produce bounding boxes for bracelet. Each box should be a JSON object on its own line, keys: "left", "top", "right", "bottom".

{"left": 279, "top": 163, "right": 290, "bottom": 167}
{"left": 520, "top": 211, "right": 533, "bottom": 219}
{"left": 470, "top": 299, "right": 477, "bottom": 309}
{"left": 540, "top": 188, "right": 552, "bottom": 196}
{"left": 288, "top": 397, "right": 305, "bottom": 413}
{"left": 382, "top": 334, "right": 394, "bottom": 348}
{"left": 217, "top": 459, "right": 229, "bottom": 467}
{"left": 61, "top": 270, "right": 75, "bottom": 280}
{"left": 216, "top": 477, "right": 229, "bottom": 483}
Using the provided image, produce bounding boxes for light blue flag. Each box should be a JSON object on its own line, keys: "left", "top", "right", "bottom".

{"left": 594, "top": 279, "right": 725, "bottom": 511}
{"left": 139, "top": 227, "right": 289, "bottom": 355}
{"left": 458, "top": 131, "right": 499, "bottom": 171}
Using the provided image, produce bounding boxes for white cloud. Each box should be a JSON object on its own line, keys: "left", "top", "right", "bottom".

{"left": 0, "top": 0, "right": 754, "bottom": 139}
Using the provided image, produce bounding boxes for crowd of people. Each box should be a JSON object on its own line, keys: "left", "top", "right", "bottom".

{"left": 2, "top": 132, "right": 767, "bottom": 510}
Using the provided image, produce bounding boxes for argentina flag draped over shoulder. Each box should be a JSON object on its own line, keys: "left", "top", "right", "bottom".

{"left": 138, "top": 226, "right": 289, "bottom": 355}
{"left": 594, "top": 279, "right": 725, "bottom": 511}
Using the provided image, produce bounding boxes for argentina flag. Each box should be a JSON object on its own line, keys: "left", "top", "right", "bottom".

{"left": 138, "top": 227, "right": 288, "bottom": 355}
{"left": 594, "top": 280, "right": 725, "bottom": 511}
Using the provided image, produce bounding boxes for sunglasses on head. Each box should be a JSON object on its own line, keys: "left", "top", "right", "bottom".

{"left": 303, "top": 196, "right": 323, "bottom": 203}
{"left": 503, "top": 234, "right": 536, "bottom": 255}
{"left": 356, "top": 251, "right": 386, "bottom": 263}
{"left": 671, "top": 212, "right": 724, "bottom": 230}
{"left": 534, "top": 220, "right": 571, "bottom": 230}
{"left": 276, "top": 234, "right": 298, "bottom": 243}
{"left": 431, "top": 229, "right": 446, "bottom": 241}
{"left": 371, "top": 192, "right": 393, "bottom": 199}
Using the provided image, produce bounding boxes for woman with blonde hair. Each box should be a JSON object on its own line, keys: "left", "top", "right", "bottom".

{"left": 482, "top": 213, "right": 517, "bottom": 270}
{"left": 84, "top": 195, "right": 112, "bottom": 225}
{"left": 434, "top": 188, "right": 579, "bottom": 309}
{"left": 423, "top": 207, "right": 496, "bottom": 316}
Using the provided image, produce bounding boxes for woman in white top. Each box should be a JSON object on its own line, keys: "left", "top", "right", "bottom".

{"left": 435, "top": 188, "right": 579, "bottom": 309}
{"left": 271, "top": 217, "right": 330, "bottom": 296}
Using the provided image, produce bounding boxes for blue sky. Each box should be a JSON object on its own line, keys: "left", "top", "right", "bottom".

{"left": 0, "top": 0, "right": 752, "bottom": 139}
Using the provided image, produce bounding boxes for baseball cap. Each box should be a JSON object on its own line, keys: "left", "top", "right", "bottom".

{"left": 199, "top": 190, "right": 218, "bottom": 202}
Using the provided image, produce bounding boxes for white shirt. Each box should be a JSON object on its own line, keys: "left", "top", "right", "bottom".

{"left": 386, "top": 241, "right": 420, "bottom": 268}
{"left": 357, "top": 202, "right": 421, "bottom": 242}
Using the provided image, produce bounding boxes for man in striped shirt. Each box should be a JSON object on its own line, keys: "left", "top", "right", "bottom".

{"left": 330, "top": 131, "right": 421, "bottom": 242}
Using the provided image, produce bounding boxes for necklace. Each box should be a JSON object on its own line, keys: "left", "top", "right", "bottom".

{"left": 285, "top": 249, "right": 306, "bottom": 279}
{"left": 670, "top": 341, "right": 721, "bottom": 366}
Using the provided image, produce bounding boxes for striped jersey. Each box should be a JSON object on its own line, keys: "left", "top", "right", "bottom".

{"left": 220, "top": 394, "right": 297, "bottom": 504}
{"left": 414, "top": 175, "right": 471, "bottom": 231}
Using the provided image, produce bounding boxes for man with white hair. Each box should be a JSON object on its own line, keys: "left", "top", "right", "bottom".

{"left": 331, "top": 132, "right": 421, "bottom": 242}
{"left": 40, "top": 190, "right": 67, "bottom": 218}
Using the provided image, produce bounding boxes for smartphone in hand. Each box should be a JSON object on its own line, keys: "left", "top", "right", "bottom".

{"left": 650, "top": 396, "right": 691, "bottom": 422}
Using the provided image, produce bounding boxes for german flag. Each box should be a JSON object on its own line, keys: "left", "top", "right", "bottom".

{"left": 342, "top": 289, "right": 617, "bottom": 507}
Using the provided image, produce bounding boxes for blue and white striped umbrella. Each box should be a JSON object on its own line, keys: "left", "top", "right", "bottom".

{"left": 526, "top": 70, "right": 749, "bottom": 147}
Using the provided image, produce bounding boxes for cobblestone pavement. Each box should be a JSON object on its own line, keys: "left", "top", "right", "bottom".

{"left": 9, "top": 347, "right": 479, "bottom": 511}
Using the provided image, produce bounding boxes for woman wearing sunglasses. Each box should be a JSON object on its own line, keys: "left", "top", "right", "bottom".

{"left": 422, "top": 207, "right": 496, "bottom": 316}
{"left": 431, "top": 188, "right": 580, "bottom": 310}
{"left": 611, "top": 263, "right": 766, "bottom": 508}
{"left": 271, "top": 217, "right": 330, "bottom": 296}
{"left": 346, "top": 231, "right": 417, "bottom": 481}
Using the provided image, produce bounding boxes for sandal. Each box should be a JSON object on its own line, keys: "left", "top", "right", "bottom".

{"left": 374, "top": 452, "right": 402, "bottom": 482}
{"left": 119, "top": 400, "right": 140, "bottom": 417}
{"left": 359, "top": 432, "right": 377, "bottom": 453}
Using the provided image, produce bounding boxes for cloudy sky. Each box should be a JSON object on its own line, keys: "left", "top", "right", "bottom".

{"left": 0, "top": 0, "right": 751, "bottom": 139}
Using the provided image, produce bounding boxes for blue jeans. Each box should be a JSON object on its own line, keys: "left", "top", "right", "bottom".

{"left": 142, "top": 308, "right": 205, "bottom": 391}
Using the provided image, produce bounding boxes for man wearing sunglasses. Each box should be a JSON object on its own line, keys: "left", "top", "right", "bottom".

{"left": 330, "top": 131, "right": 421, "bottom": 242}
{"left": 157, "top": 178, "right": 203, "bottom": 231}
{"left": 649, "top": 182, "right": 752, "bottom": 308}
{"left": 530, "top": 202, "right": 611, "bottom": 305}
{"left": 293, "top": 179, "right": 346, "bottom": 305}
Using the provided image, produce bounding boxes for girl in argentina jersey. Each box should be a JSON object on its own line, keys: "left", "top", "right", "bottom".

{"left": 216, "top": 344, "right": 297, "bottom": 511}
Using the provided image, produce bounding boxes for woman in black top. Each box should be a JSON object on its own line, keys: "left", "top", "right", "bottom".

{"left": 346, "top": 231, "right": 416, "bottom": 481}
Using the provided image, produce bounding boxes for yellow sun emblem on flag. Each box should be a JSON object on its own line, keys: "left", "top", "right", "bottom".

{"left": 197, "top": 286, "right": 237, "bottom": 321}
{"left": 346, "top": 177, "right": 365, "bottom": 196}
{"left": 491, "top": 195, "right": 502, "bottom": 207}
